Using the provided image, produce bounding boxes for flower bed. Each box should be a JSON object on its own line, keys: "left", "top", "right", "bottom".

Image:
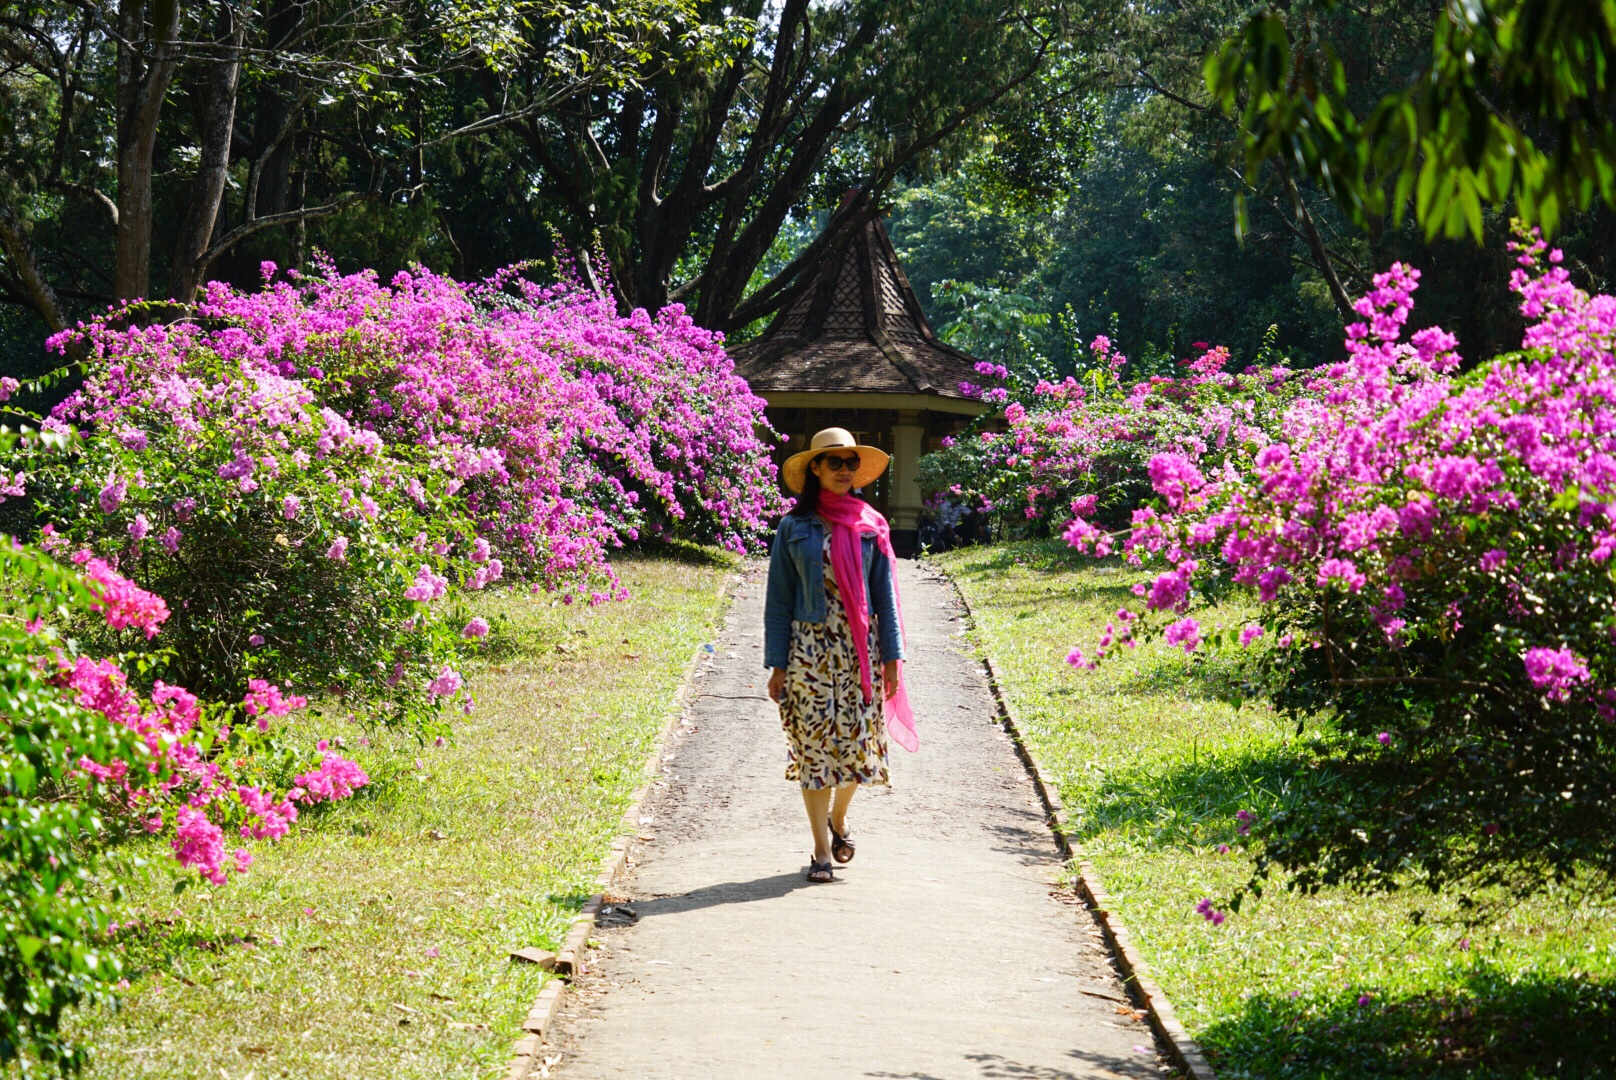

{"left": 1062, "top": 229, "right": 1616, "bottom": 908}
{"left": 0, "top": 261, "right": 781, "bottom": 1071}
{"left": 19, "top": 261, "right": 782, "bottom": 727}
{"left": 919, "top": 336, "right": 1306, "bottom": 535}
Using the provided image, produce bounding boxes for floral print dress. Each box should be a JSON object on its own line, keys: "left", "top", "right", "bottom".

{"left": 779, "top": 533, "right": 890, "bottom": 789}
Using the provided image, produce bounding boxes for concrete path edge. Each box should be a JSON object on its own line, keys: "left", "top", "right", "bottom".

{"left": 504, "top": 569, "right": 740, "bottom": 1080}
{"left": 938, "top": 562, "right": 1219, "bottom": 1080}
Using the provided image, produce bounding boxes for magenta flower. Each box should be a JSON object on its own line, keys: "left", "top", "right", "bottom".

{"left": 242, "top": 679, "right": 307, "bottom": 730}
{"left": 128, "top": 513, "right": 151, "bottom": 541}
{"left": 1239, "top": 624, "right": 1265, "bottom": 647}
{"left": 82, "top": 558, "right": 169, "bottom": 638}
{"left": 98, "top": 477, "right": 127, "bottom": 513}
{"left": 293, "top": 750, "right": 370, "bottom": 804}
{"left": 1521, "top": 646, "right": 1590, "bottom": 701}
{"left": 172, "top": 806, "right": 228, "bottom": 886}
{"left": 325, "top": 536, "right": 348, "bottom": 560}
{"left": 427, "top": 665, "right": 463, "bottom": 697}
{"left": 1146, "top": 453, "right": 1205, "bottom": 510}
{"left": 1316, "top": 558, "right": 1367, "bottom": 593}
{"left": 462, "top": 617, "right": 490, "bottom": 639}
{"left": 1163, "top": 616, "right": 1201, "bottom": 653}
{"left": 282, "top": 494, "right": 302, "bottom": 520}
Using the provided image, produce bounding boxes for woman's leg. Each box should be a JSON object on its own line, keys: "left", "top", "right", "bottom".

{"left": 801, "top": 786, "right": 834, "bottom": 863}
{"left": 829, "top": 782, "right": 857, "bottom": 836}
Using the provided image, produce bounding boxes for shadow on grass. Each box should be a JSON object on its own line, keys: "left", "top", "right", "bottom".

{"left": 109, "top": 923, "right": 277, "bottom": 981}
{"left": 947, "top": 538, "right": 1087, "bottom": 576}
{"left": 1072, "top": 742, "right": 1323, "bottom": 849}
{"left": 616, "top": 537, "right": 741, "bottom": 569}
{"left": 1104, "top": 649, "right": 1263, "bottom": 705}
{"left": 1201, "top": 966, "right": 1616, "bottom": 1078}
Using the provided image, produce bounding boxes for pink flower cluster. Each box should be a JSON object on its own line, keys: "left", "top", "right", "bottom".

{"left": 191, "top": 259, "right": 783, "bottom": 583}
{"left": 1065, "top": 229, "right": 1616, "bottom": 724}
{"left": 44, "top": 257, "right": 784, "bottom": 602}
{"left": 34, "top": 551, "right": 365, "bottom": 886}
{"left": 1521, "top": 646, "right": 1591, "bottom": 702}
{"left": 242, "top": 678, "right": 308, "bottom": 731}
{"left": 928, "top": 333, "right": 1303, "bottom": 530}
{"left": 293, "top": 746, "right": 370, "bottom": 804}
{"left": 79, "top": 556, "right": 170, "bottom": 638}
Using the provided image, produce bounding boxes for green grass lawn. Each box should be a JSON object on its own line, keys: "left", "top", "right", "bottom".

{"left": 51, "top": 548, "right": 735, "bottom": 1080}
{"left": 937, "top": 540, "right": 1616, "bottom": 1080}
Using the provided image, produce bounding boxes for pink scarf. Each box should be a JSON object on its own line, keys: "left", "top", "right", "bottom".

{"left": 818, "top": 490, "right": 918, "bottom": 752}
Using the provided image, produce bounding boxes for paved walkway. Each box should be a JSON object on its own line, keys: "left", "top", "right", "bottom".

{"left": 550, "top": 560, "right": 1165, "bottom": 1080}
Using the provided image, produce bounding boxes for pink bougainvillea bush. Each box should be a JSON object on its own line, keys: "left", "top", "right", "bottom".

{"left": 0, "top": 537, "right": 364, "bottom": 1072}
{"left": 1066, "top": 229, "right": 1616, "bottom": 910}
{"left": 197, "top": 260, "right": 783, "bottom": 580}
{"left": 918, "top": 335, "right": 1308, "bottom": 537}
{"left": 18, "top": 261, "right": 781, "bottom": 727}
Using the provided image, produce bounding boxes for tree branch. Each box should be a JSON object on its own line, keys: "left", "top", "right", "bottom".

{"left": 196, "top": 191, "right": 376, "bottom": 280}
{"left": 0, "top": 203, "right": 69, "bottom": 333}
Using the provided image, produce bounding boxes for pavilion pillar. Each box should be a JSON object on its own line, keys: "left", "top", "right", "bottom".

{"left": 889, "top": 410, "right": 924, "bottom": 556}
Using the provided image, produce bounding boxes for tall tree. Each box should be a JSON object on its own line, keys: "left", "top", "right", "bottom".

{"left": 495, "top": 0, "right": 1086, "bottom": 331}
{"left": 0, "top": 0, "right": 705, "bottom": 323}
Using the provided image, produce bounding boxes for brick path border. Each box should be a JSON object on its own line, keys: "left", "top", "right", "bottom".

{"left": 939, "top": 564, "right": 1218, "bottom": 1080}
{"left": 503, "top": 569, "right": 741, "bottom": 1080}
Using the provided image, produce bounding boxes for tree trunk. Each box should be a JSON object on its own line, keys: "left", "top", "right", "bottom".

{"left": 246, "top": 0, "right": 306, "bottom": 223}
{"left": 170, "top": 2, "right": 246, "bottom": 303}
{"left": 113, "top": 0, "right": 183, "bottom": 301}
{"left": 0, "top": 203, "right": 69, "bottom": 334}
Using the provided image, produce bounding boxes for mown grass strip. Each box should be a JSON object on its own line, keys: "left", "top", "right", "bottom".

{"left": 938, "top": 540, "right": 1616, "bottom": 1080}
{"left": 53, "top": 549, "right": 735, "bottom": 1080}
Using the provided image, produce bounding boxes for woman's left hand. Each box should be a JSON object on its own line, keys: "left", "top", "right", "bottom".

{"left": 882, "top": 659, "right": 900, "bottom": 700}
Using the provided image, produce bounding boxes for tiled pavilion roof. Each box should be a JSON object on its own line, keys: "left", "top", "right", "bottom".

{"left": 729, "top": 216, "right": 982, "bottom": 400}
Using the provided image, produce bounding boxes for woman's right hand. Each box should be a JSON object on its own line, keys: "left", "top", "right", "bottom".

{"left": 767, "top": 667, "right": 787, "bottom": 703}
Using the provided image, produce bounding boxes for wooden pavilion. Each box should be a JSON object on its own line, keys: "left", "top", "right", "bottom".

{"left": 730, "top": 215, "right": 991, "bottom": 555}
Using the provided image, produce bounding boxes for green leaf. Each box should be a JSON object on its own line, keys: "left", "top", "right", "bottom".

{"left": 14, "top": 934, "right": 45, "bottom": 965}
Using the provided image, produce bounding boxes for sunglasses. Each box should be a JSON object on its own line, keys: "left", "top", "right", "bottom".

{"left": 816, "top": 452, "right": 861, "bottom": 473}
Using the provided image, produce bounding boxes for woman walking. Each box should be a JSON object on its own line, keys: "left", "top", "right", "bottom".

{"left": 764, "top": 427, "right": 918, "bottom": 884}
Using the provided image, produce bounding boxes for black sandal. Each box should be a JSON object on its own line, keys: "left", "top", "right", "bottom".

{"left": 806, "top": 859, "right": 835, "bottom": 883}
{"left": 828, "top": 818, "right": 855, "bottom": 864}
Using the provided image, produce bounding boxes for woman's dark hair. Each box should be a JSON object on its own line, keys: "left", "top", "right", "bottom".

{"left": 790, "top": 460, "right": 822, "bottom": 518}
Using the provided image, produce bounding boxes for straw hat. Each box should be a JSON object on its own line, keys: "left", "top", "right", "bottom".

{"left": 781, "top": 427, "right": 891, "bottom": 494}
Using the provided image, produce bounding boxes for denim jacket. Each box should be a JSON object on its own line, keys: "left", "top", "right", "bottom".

{"left": 764, "top": 513, "right": 905, "bottom": 671}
